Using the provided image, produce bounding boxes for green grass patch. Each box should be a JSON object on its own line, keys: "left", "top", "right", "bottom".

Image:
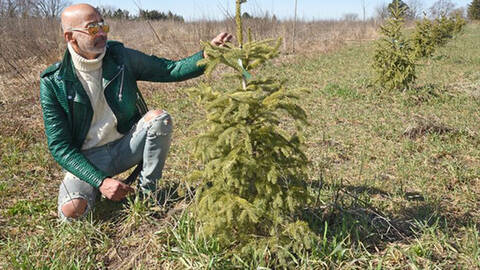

{"left": 323, "top": 83, "right": 362, "bottom": 99}
{"left": 0, "top": 182, "right": 7, "bottom": 194}
{"left": 2, "top": 220, "right": 111, "bottom": 269}
{"left": 6, "top": 199, "right": 51, "bottom": 217}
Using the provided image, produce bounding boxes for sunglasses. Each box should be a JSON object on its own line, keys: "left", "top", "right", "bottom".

{"left": 69, "top": 22, "right": 110, "bottom": 36}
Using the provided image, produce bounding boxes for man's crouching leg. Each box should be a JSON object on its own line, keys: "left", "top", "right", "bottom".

{"left": 58, "top": 172, "right": 98, "bottom": 221}
{"left": 61, "top": 199, "right": 87, "bottom": 218}
{"left": 138, "top": 109, "right": 173, "bottom": 194}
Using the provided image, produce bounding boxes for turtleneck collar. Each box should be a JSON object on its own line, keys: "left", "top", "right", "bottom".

{"left": 67, "top": 42, "right": 106, "bottom": 72}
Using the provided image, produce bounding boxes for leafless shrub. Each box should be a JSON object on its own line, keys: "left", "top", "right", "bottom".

{"left": 429, "top": 0, "right": 456, "bottom": 18}
{"left": 0, "top": 17, "right": 63, "bottom": 91}
{"left": 406, "top": 0, "right": 425, "bottom": 19}
{"left": 374, "top": 3, "right": 389, "bottom": 22}
{"left": 36, "top": 0, "right": 70, "bottom": 18}
{"left": 0, "top": 0, "right": 70, "bottom": 18}
{"left": 343, "top": 13, "right": 360, "bottom": 21}
{"left": 0, "top": 16, "right": 63, "bottom": 136}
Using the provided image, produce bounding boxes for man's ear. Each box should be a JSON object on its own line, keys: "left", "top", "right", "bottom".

{"left": 64, "top": 31, "right": 74, "bottom": 43}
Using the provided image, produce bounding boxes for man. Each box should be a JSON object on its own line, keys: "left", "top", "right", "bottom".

{"left": 40, "top": 3, "right": 232, "bottom": 221}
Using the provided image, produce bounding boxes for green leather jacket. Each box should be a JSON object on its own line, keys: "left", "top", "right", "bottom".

{"left": 40, "top": 41, "right": 205, "bottom": 188}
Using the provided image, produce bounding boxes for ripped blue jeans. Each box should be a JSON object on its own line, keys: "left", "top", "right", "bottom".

{"left": 57, "top": 111, "right": 172, "bottom": 221}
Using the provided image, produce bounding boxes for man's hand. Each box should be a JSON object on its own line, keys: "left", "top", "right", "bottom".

{"left": 99, "top": 177, "right": 134, "bottom": 201}
{"left": 204, "top": 32, "right": 233, "bottom": 58}
{"left": 211, "top": 32, "right": 233, "bottom": 47}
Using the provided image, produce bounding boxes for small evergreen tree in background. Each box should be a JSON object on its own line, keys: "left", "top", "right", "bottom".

{"left": 373, "top": 1, "right": 416, "bottom": 91}
{"left": 412, "top": 14, "right": 466, "bottom": 59}
{"left": 468, "top": 0, "right": 480, "bottom": 20}
{"left": 373, "top": 1, "right": 465, "bottom": 91}
{"left": 188, "top": 0, "right": 314, "bottom": 261}
{"left": 388, "top": 0, "right": 410, "bottom": 13}
{"left": 388, "top": 0, "right": 412, "bottom": 18}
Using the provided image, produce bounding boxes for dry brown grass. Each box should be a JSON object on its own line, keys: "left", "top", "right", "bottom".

{"left": 107, "top": 18, "right": 380, "bottom": 58}
{"left": 0, "top": 17, "right": 379, "bottom": 139}
{"left": 0, "top": 17, "right": 63, "bottom": 137}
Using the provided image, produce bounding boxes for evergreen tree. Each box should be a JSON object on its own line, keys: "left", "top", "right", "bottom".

{"left": 388, "top": 0, "right": 410, "bottom": 17}
{"left": 112, "top": 9, "right": 130, "bottom": 20}
{"left": 373, "top": 1, "right": 416, "bottom": 91}
{"left": 412, "top": 14, "right": 466, "bottom": 59}
{"left": 242, "top": 12, "right": 253, "bottom": 19}
{"left": 373, "top": 1, "right": 465, "bottom": 91}
{"left": 189, "top": 0, "right": 313, "bottom": 259}
{"left": 138, "top": 9, "right": 184, "bottom": 22}
{"left": 468, "top": 0, "right": 480, "bottom": 20}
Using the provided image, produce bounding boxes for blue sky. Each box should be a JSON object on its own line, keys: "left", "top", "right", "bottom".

{"left": 72, "top": 0, "right": 473, "bottom": 20}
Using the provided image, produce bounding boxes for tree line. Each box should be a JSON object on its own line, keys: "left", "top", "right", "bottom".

{"left": 98, "top": 7, "right": 184, "bottom": 22}
{"left": 0, "top": 0, "right": 69, "bottom": 17}
{"left": 375, "top": 0, "right": 480, "bottom": 21}
{"left": 0, "top": 0, "right": 185, "bottom": 21}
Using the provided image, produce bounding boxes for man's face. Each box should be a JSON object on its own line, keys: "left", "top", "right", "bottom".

{"left": 70, "top": 11, "right": 107, "bottom": 58}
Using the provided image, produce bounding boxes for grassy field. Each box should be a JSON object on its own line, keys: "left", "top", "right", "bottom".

{"left": 1, "top": 20, "right": 479, "bottom": 269}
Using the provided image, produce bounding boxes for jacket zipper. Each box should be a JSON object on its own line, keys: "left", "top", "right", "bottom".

{"left": 103, "top": 65, "right": 125, "bottom": 102}
{"left": 119, "top": 66, "right": 125, "bottom": 102}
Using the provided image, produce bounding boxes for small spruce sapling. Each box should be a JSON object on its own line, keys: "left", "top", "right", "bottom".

{"left": 412, "top": 13, "right": 466, "bottom": 59}
{"left": 188, "top": 0, "right": 313, "bottom": 258}
{"left": 373, "top": 1, "right": 416, "bottom": 91}
{"left": 373, "top": 2, "right": 465, "bottom": 91}
{"left": 468, "top": 0, "right": 480, "bottom": 20}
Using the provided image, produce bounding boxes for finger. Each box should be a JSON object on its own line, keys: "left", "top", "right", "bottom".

{"left": 222, "top": 33, "right": 232, "bottom": 41}
{"left": 111, "top": 194, "right": 122, "bottom": 201}
{"left": 120, "top": 183, "right": 135, "bottom": 193}
{"left": 225, "top": 34, "right": 233, "bottom": 42}
{"left": 218, "top": 32, "right": 228, "bottom": 40}
{"left": 216, "top": 33, "right": 227, "bottom": 44}
{"left": 124, "top": 185, "right": 135, "bottom": 193}
{"left": 117, "top": 189, "right": 129, "bottom": 200}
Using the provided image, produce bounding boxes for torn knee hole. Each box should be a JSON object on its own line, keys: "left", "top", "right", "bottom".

{"left": 144, "top": 109, "right": 166, "bottom": 123}
{"left": 61, "top": 198, "right": 88, "bottom": 218}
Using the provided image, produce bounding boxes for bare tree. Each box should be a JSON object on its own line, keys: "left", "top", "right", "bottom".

{"left": 451, "top": 7, "right": 466, "bottom": 18}
{"left": 18, "top": 0, "right": 39, "bottom": 17}
{"left": 374, "top": 3, "right": 389, "bottom": 21}
{"left": 0, "top": 0, "right": 18, "bottom": 17}
{"left": 36, "top": 0, "right": 70, "bottom": 18}
{"left": 361, "top": 0, "right": 366, "bottom": 21}
{"left": 429, "top": 0, "right": 455, "bottom": 18}
{"left": 97, "top": 4, "right": 116, "bottom": 17}
{"left": 343, "top": 13, "right": 359, "bottom": 21}
{"left": 292, "top": 0, "right": 297, "bottom": 53}
{"left": 406, "top": 0, "right": 424, "bottom": 19}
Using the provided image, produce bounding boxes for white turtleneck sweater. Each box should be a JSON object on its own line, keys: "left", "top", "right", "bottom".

{"left": 68, "top": 43, "right": 123, "bottom": 150}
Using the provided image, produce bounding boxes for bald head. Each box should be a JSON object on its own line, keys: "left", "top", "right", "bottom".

{"left": 61, "top": 4, "right": 101, "bottom": 32}
{"left": 61, "top": 3, "right": 107, "bottom": 59}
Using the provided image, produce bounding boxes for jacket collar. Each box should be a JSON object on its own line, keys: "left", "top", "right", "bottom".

{"left": 57, "top": 48, "right": 76, "bottom": 81}
{"left": 102, "top": 46, "right": 123, "bottom": 81}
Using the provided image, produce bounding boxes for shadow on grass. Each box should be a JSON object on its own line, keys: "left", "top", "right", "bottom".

{"left": 402, "top": 83, "right": 448, "bottom": 106}
{"left": 301, "top": 182, "right": 473, "bottom": 251}
{"left": 92, "top": 198, "right": 125, "bottom": 222}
